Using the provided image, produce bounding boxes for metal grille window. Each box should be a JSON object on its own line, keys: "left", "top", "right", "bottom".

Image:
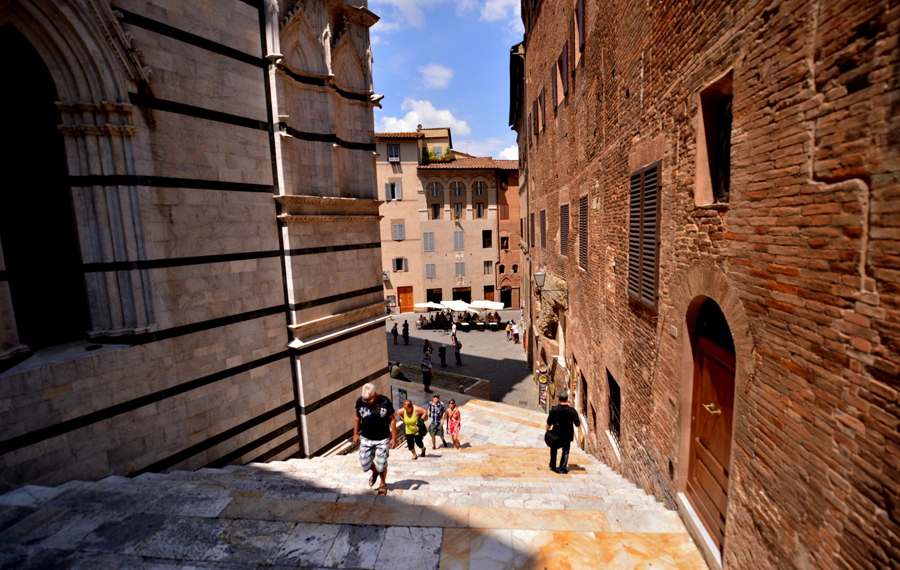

{"left": 426, "top": 264, "right": 436, "bottom": 279}
{"left": 423, "top": 232, "right": 435, "bottom": 252}
{"left": 483, "top": 261, "right": 493, "bottom": 275}
{"left": 578, "top": 195, "right": 588, "bottom": 268}
{"left": 452, "top": 182, "right": 463, "bottom": 196}
{"left": 430, "top": 182, "right": 441, "bottom": 197}
{"left": 455, "top": 262, "right": 466, "bottom": 276}
{"left": 387, "top": 144, "right": 400, "bottom": 162}
{"left": 628, "top": 163, "right": 660, "bottom": 309}
{"left": 392, "top": 223, "right": 405, "bottom": 241}
{"left": 540, "top": 210, "right": 546, "bottom": 248}
{"left": 454, "top": 231, "right": 465, "bottom": 251}
{"left": 560, "top": 204, "right": 569, "bottom": 256}
{"left": 474, "top": 181, "right": 484, "bottom": 196}
{"left": 607, "top": 370, "right": 621, "bottom": 447}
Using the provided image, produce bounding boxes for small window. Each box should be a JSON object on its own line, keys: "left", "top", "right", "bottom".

{"left": 393, "top": 258, "right": 408, "bottom": 272}
{"left": 454, "top": 230, "right": 464, "bottom": 251}
{"left": 385, "top": 182, "right": 402, "bottom": 201}
{"left": 433, "top": 146, "right": 442, "bottom": 157}
{"left": 498, "top": 264, "right": 506, "bottom": 274}
{"left": 511, "top": 264, "right": 518, "bottom": 274}
{"left": 697, "top": 72, "right": 733, "bottom": 205}
{"left": 560, "top": 204, "right": 569, "bottom": 256}
{"left": 455, "top": 262, "right": 466, "bottom": 276}
{"left": 482, "top": 230, "right": 492, "bottom": 248}
{"left": 500, "top": 236, "right": 509, "bottom": 250}
{"left": 430, "top": 203, "right": 441, "bottom": 220}
{"left": 552, "top": 62, "right": 558, "bottom": 109}
{"left": 520, "top": 218, "right": 524, "bottom": 237}
{"left": 426, "top": 263, "right": 436, "bottom": 279}
{"left": 607, "top": 370, "right": 621, "bottom": 448}
{"left": 430, "top": 182, "right": 441, "bottom": 197}
{"left": 452, "top": 182, "right": 463, "bottom": 197}
{"left": 387, "top": 144, "right": 400, "bottom": 162}
{"left": 476, "top": 203, "right": 485, "bottom": 218}
{"left": 578, "top": 195, "right": 588, "bottom": 268}
{"left": 540, "top": 87, "right": 545, "bottom": 130}
{"left": 530, "top": 213, "right": 535, "bottom": 247}
{"left": 483, "top": 261, "right": 493, "bottom": 275}
{"left": 392, "top": 222, "right": 405, "bottom": 241}
{"left": 423, "top": 232, "right": 435, "bottom": 252}
{"left": 474, "top": 181, "right": 484, "bottom": 196}
{"left": 454, "top": 203, "right": 463, "bottom": 219}
{"left": 540, "top": 209, "right": 546, "bottom": 248}
{"left": 499, "top": 204, "right": 509, "bottom": 220}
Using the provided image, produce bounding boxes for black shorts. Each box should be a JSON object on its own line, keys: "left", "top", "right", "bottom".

{"left": 406, "top": 432, "right": 424, "bottom": 450}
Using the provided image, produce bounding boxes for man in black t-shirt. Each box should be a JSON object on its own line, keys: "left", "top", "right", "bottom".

{"left": 546, "top": 390, "right": 581, "bottom": 474}
{"left": 353, "top": 383, "right": 397, "bottom": 495}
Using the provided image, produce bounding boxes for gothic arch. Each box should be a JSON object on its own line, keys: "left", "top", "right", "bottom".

{"left": 281, "top": 11, "right": 326, "bottom": 75}
{"left": 0, "top": 0, "right": 154, "bottom": 343}
{"left": 331, "top": 35, "right": 365, "bottom": 91}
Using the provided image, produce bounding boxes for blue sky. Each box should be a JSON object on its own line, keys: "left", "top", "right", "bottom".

{"left": 369, "top": 0, "right": 523, "bottom": 160}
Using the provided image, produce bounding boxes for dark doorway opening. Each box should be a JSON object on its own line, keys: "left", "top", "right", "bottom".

{"left": 0, "top": 26, "right": 88, "bottom": 349}
{"left": 500, "top": 286, "right": 512, "bottom": 309}
{"left": 426, "top": 288, "right": 442, "bottom": 306}
{"left": 607, "top": 370, "right": 621, "bottom": 447}
{"left": 452, "top": 287, "right": 471, "bottom": 303}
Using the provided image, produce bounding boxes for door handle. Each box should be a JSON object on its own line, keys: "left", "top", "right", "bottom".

{"left": 702, "top": 403, "right": 722, "bottom": 416}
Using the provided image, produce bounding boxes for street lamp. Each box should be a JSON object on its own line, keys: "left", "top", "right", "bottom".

{"left": 533, "top": 270, "right": 567, "bottom": 303}
{"left": 534, "top": 271, "right": 546, "bottom": 288}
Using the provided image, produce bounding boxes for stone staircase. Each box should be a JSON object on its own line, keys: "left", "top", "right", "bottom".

{"left": 0, "top": 390, "right": 708, "bottom": 569}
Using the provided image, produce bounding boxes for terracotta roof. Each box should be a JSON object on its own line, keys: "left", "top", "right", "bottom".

{"left": 374, "top": 132, "right": 424, "bottom": 139}
{"left": 418, "top": 157, "right": 517, "bottom": 171}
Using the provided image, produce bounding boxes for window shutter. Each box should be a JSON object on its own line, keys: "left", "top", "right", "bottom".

{"left": 392, "top": 224, "right": 398, "bottom": 240}
{"left": 460, "top": 262, "right": 465, "bottom": 276}
{"left": 540, "top": 88, "right": 545, "bottom": 129}
{"left": 399, "top": 224, "right": 405, "bottom": 240}
{"left": 562, "top": 41, "right": 569, "bottom": 94}
{"left": 426, "top": 264, "right": 435, "bottom": 279}
{"left": 385, "top": 182, "right": 391, "bottom": 201}
{"left": 424, "top": 232, "right": 434, "bottom": 252}
{"left": 530, "top": 213, "right": 535, "bottom": 247}
{"left": 396, "top": 181, "right": 402, "bottom": 201}
{"left": 528, "top": 111, "right": 533, "bottom": 145}
{"left": 579, "top": 195, "right": 588, "bottom": 268}
{"left": 560, "top": 204, "right": 569, "bottom": 256}
{"left": 540, "top": 210, "right": 546, "bottom": 248}
{"left": 403, "top": 258, "right": 409, "bottom": 272}
{"left": 459, "top": 231, "right": 464, "bottom": 250}
{"left": 627, "top": 171, "right": 642, "bottom": 301}
{"left": 552, "top": 62, "right": 558, "bottom": 109}
{"left": 641, "top": 165, "right": 659, "bottom": 307}
{"left": 570, "top": 15, "right": 576, "bottom": 74}
{"left": 578, "top": 0, "right": 585, "bottom": 52}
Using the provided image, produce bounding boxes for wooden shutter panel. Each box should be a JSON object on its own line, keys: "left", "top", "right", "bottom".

{"left": 540, "top": 210, "right": 546, "bottom": 248}
{"left": 385, "top": 182, "right": 391, "bottom": 201}
{"left": 552, "top": 62, "right": 558, "bottom": 109}
{"left": 528, "top": 111, "right": 533, "bottom": 145}
{"left": 403, "top": 258, "right": 409, "bottom": 272}
{"left": 530, "top": 213, "right": 535, "bottom": 247}
{"left": 579, "top": 195, "right": 588, "bottom": 268}
{"left": 627, "top": 171, "right": 642, "bottom": 301}
{"left": 570, "top": 15, "right": 576, "bottom": 74}
{"left": 540, "top": 87, "right": 545, "bottom": 129}
{"left": 641, "top": 165, "right": 659, "bottom": 307}
{"left": 399, "top": 224, "right": 405, "bottom": 240}
{"left": 396, "top": 182, "right": 402, "bottom": 201}
{"left": 562, "top": 41, "right": 569, "bottom": 94}
{"left": 560, "top": 204, "right": 569, "bottom": 256}
{"left": 578, "top": 0, "right": 585, "bottom": 52}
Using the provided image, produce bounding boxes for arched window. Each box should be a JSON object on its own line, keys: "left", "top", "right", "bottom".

{"left": 452, "top": 181, "right": 463, "bottom": 196}
{"left": 430, "top": 182, "right": 441, "bottom": 197}
{"left": 511, "top": 264, "right": 518, "bottom": 274}
{"left": 454, "top": 203, "right": 463, "bottom": 218}
{"left": 474, "top": 181, "right": 484, "bottom": 196}
{"left": 498, "top": 264, "right": 506, "bottom": 275}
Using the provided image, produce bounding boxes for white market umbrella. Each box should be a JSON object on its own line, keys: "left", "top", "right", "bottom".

{"left": 465, "top": 308, "right": 480, "bottom": 314}
{"left": 470, "top": 300, "right": 505, "bottom": 310}
{"left": 414, "top": 302, "right": 445, "bottom": 309}
{"left": 440, "top": 300, "right": 470, "bottom": 312}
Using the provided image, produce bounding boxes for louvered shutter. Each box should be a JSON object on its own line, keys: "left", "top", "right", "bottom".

{"left": 398, "top": 224, "right": 405, "bottom": 240}
{"left": 426, "top": 264, "right": 436, "bottom": 279}
{"left": 540, "top": 88, "right": 545, "bottom": 129}
{"left": 424, "top": 232, "right": 434, "bottom": 252}
{"left": 578, "top": 0, "right": 585, "bottom": 52}
{"left": 570, "top": 15, "right": 576, "bottom": 74}
{"left": 641, "top": 165, "right": 659, "bottom": 307}
{"left": 530, "top": 213, "right": 535, "bottom": 247}
{"left": 560, "top": 204, "right": 569, "bottom": 256}
{"left": 392, "top": 224, "right": 399, "bottom": 240}
{"left": 562, "top": 41, "right": 569, "bottom": 94}
{"left": 403, "top": 258, "right": 409, "bottom": 272}
{"left": 627, "top": 171, "right": 642, "bottom": 301}
{"left": 540, "top": 210, "right": 546, "bottom": 248}
{"left": 552, "top": 62, "right": 558, "bottom": 109}
{"left": 396, "top": 182, "right": 402, "bottom": 201}
{"left": 528, "top": 111, "right": 533, "bottom": 145}
{"left": 579, "top": 195, "right": 588, "bottom": 268}
{"left": 385, "top": 182, "right": 391, "bottom": 201}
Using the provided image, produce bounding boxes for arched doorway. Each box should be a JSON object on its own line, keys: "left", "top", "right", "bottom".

{"left": 686, "top": 298, "right": 736, "bottom": 552}
{"left": 0, "top": 25, "right": 88, "bottom": 349}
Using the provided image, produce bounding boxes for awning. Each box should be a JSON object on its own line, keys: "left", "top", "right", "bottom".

{"left": 470, "top": 300, "right": 505, "bottom": 310}
{"left": 414, "top": 302, "right": 445, "bottom": 309}
{"left": 440, "top": 300, "right": 470, "bottom": 312}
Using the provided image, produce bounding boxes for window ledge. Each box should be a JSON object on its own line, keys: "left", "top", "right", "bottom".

{"left": 695, "top": 203, "right": 729, "bottom": 211}
{"left": 605, "top": 430, "right": 622, "bottom": 462}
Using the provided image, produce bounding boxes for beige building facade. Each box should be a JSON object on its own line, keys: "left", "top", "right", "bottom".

{"left": 0, "top": 0, "right": 386, "bottom": 492}
{"left": 376, "top": 129, "right": 517, "bottom": 312}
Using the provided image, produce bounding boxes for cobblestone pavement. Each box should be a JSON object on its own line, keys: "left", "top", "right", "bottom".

{"left": 0, "top": 392, "right": 708, "bottom": 570}
{"left": 386, "top": 309, "right": 541, "bottom": 411}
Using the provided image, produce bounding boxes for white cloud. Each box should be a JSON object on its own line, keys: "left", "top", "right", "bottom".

{"left": 418, "top": 63, "right": 453, "bottom": 89}
{"left": 378, "top": 99, "right": 471, "bottom": 136}
{"left": 371, "top": 35, "right": 382, "bottom": 45}
{"left": 456, "top": 0, "right": 478, "bottom": 15}
{"left": 370, "top": 0, "right": 446, "bottom": 30}
{"left": 498, "top": 145, "right": 519, "bottom": 160}
{"left": 477, "top": 0, "right": 524, "bottom": 39}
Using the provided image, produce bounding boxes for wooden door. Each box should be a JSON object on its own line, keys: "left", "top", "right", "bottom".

{"left": 485, "top": 289, "right": 494, "bottom": 301}
{"left": 686, "top": 336, "right": 735, "bottom": 551}
{"left": 398, "top": 286, "right": 413, "bottom": 314}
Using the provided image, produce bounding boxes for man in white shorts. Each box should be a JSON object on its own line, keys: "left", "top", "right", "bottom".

{"left": 353, "top": 383, "right": 397, "bottom": 495}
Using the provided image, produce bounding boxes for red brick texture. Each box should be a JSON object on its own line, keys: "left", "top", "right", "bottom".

{"left": 498, "top": 172, "right": 523, "bottom": 308}
{"left": 518, "top": 0, "right": 899, "bottom": 568}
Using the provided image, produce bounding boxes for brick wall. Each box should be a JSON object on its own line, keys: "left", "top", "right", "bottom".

{"left": 519, "top": 0, "right": 898, "bottom": 568}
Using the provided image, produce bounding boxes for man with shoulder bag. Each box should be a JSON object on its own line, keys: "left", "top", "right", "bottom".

{"left": 545, "top": 390, "right": 580, "bottom": 474}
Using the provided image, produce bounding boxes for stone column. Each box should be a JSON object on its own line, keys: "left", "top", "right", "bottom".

{"left": 59, "top": 102, "right": 154, "bottom": 338}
